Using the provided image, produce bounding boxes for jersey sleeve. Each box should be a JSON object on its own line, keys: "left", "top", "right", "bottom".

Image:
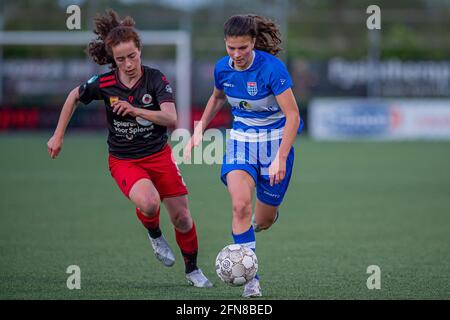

{"left": 268, "top": 59, "right": 293, "bottom": 96}
{"left": 214, "top": 63, "right": 224, "bottom": 91}
{"left": 151, "top": 70, "right": 175, "bottom": 105}
{"left": 78, "top": 75, "right": 102, "bottom": 105}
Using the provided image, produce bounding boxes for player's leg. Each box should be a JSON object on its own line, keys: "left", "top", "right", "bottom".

{"left": 163, "top": 195, "right": 212, "bottom": 288}
{"left": 129, "top": 178, "right": 176, "bottom": 267}
{"left": 147, "top": 144, "right": 212, "bottom": 287}
{"left": 108, "top": 154, "right": 176, "bottom": 267}
{"left": 129, "top": 178, "right": 161, "bottom": 223}
{"left": 221, "top": 140, "right": 262, "bottom": 297}
{"left": 226, "top": 170, "right": 262, "bottom": 297}
{"left": 252, "top": 200, "right": 279, "bottom": 232}
{"left": 226, "top": 170, "right": 255, "bottom": 235}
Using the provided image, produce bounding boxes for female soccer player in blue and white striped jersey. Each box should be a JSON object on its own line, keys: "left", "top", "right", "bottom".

{"left": 186, "top": 14, "right": 303, "bottom": 297}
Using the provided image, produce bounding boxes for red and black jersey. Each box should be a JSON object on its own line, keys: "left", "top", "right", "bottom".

{"left": 78, "top": 66, "right": 175, "bottom": 159}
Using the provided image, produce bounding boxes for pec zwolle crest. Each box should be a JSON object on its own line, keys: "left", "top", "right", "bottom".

{"left": 247, "top": 82, "right": 258, "bottom": 96}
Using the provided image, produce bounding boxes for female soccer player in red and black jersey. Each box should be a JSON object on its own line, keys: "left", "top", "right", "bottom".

{"left": 47, "top": 10, "right": 212, "bottom": 288}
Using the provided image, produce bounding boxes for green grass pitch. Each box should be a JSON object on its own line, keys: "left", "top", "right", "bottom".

{"left": 1, "top": 133, "right": 449, "bottom": 299}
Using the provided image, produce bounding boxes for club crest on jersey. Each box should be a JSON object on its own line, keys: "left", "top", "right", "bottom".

{"left": 109, "top": 96, "right": 119, "bottom": 106}
{"left": 142, "top": 94, "right": 152, "bottom": 105}
{"left": 247, "top": 82, "right": 258, "bottom": 96}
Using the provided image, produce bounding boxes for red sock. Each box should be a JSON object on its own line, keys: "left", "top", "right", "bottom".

{"left": 175, "top": 223, "right": 198, "bottom": 254}
{"left": 135, "top": 207, "right": 160, "bottom": 230}
{"left": 175, "top": 223, "right": 199, "bottom": 273}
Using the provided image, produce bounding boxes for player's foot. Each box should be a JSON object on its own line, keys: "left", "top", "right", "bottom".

{"left": 148, "top": 233, "right": 175, "bottom": 267}
{"left": 252, "top": 210, "right": 279, "bottom": 233}
{"left": 186, "top": 269, "right": 213, "bottom": 288}
{"left": 242, "top": 278, "right": 262, "bottom": 297}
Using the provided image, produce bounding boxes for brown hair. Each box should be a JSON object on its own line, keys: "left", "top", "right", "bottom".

{"left": 223, "top": 14, "right": 282, "bottom": 56}
{"left": 87, "top": 9, "right": 142, "bottom": 68}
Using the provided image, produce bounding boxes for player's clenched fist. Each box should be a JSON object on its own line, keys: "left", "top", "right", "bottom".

{"left": 47, "top": 135, "right": 63, "bottom": 159}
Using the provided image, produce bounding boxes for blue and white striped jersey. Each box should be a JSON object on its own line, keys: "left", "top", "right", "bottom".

{"left": 214, "top": 49, "right": 297, "bottom": 142}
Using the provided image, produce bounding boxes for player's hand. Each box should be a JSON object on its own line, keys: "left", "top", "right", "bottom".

{"left": 184, "top": 125, "right": 203, "bottom": 160}
{"left": 112, "top": 100, "right": 137, "bottom": 117}
{"left": 47, "top": 135, "right": 63, "bottom": 159}
{"left": 268, "top": 154, "right": 286, "bottom": 186}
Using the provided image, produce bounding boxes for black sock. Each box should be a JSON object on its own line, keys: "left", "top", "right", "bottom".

{"left": 182, "top": 251, "right": 198, "bottom": 274}
{"left": 147, "top": 227, "right": 162, "bottom": 239}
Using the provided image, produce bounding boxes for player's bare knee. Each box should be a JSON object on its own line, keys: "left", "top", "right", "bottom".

{"left": 137, "top": 197, "right": 160, "bottom": 217}
{"left": 173, "top": 210, "right": 192, "bottom": 231}
{"left": 232, "top": 200, "right": 252, "bottom": 221}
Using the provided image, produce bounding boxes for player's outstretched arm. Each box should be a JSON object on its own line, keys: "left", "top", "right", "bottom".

{"left": 47, "top": 86, "right": 80, "bottom": 159}
{"left": 184, "top": 88, "right": 227, "bottom": 159}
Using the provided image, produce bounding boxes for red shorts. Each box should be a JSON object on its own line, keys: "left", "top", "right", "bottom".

{"left": 108, "top": 144, "right": 188, "bottom": 199}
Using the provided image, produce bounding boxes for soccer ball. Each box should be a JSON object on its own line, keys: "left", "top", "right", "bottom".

{"left": 215, "top": 244, "right": 258, "bottom": 286}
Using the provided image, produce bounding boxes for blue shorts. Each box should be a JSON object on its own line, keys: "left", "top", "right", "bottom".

{"left": 220, "top": 139, "right": 295, "bottom": 206}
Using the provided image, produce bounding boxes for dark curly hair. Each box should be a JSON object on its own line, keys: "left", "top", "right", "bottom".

{"left": 87, "top": 9, "right": 142, "bottom": 68}
{"left": 224, "top": 14, "right": 282, "bottom": 56}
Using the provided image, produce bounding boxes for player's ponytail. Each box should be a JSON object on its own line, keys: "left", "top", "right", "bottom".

{"left": 224, "top": 14, "right": 282, "bottom": 56}
{"left": 87, "top": 9, "right": 142, "bottom": 68}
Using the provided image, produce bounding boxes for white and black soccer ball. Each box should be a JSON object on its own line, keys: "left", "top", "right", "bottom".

{"left": 215, "top": 244, "right": 258, "bottom": 286}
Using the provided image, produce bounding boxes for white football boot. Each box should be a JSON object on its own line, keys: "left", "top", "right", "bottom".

{"left": 148, "top": 233, "right": 175, "bottom": 267}
{"left": 186, "top": 269, "right": 213, "bottom": 288}
{"left": 242, "top": 278, "right": 262, "bottom": 297}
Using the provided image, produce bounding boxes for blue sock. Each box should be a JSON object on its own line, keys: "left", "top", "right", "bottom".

{"left": 232, "top": 225, "right": 259, "bottom": 280}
